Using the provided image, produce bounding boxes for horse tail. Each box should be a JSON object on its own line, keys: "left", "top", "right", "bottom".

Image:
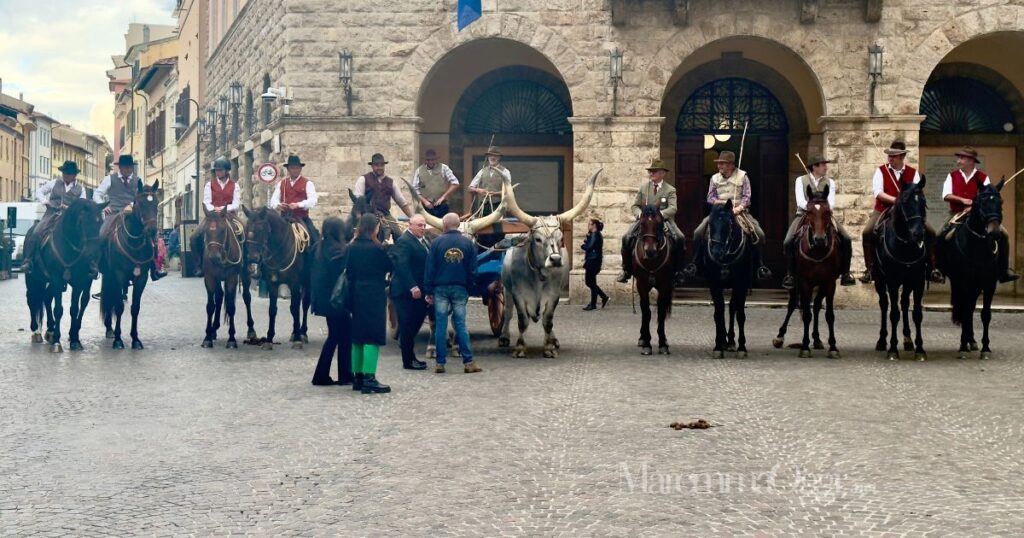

{"left": 948, "top": 280, "right": 963, "bottom": 326}
{"left": 99, "top": 271, "right": 120, "bottom": 321}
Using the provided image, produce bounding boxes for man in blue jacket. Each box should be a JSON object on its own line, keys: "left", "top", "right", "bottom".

{"left": 424, "top": 213, "right": 482, "bottom": 374}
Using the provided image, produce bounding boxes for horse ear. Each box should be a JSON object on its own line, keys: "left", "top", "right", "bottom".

{"left": 821, "top": 183, "right": 830, "bottom": 201}
{"left": 917, "top": 173, "right": 926, "bottom": 190}
{"left": 996, "top": 176, "right": 1006, "bottom": 192}
{"left": 805, "top": 184, "right": 813, "bottom": 203}
{"left": 152, "top": 180, "right": 160, "bottom": 191}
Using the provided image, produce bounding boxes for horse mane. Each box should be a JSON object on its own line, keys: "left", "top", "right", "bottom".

{"left": 640, "top": 205, "right": 662, "bottom": 219}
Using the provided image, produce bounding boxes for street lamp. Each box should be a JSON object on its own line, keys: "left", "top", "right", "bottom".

{"left": 609, "top": 48, "right": 623, "bottom": 116}
{"left": 868, "top": 44, "right": 883, "bottom": 115}
{"left": 172, "top": 98, "right": 203, "bottom": 222}
{"left": 339, "top": 49, "right": 353, "bottom": 116}
{"left": 206, "top": 107, "right": 217, "bottom": 152}
{"left": 229, "top": 81, "right": 242, "bottom": 142}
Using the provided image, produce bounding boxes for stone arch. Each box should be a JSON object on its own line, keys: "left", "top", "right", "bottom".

{"left": 920, "top": 62, "right": 1024, "bottom": 134}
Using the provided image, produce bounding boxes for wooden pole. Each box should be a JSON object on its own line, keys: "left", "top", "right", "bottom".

{"left": 737, "top": 121, "right": 749, "bottom": 168}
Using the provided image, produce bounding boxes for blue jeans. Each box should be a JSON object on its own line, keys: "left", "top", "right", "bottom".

{"left": 433, "top": 285, "right": 473, "bottom": 365}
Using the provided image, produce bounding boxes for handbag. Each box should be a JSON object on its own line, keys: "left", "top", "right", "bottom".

{"left": 329, "top": 269, "right": 351, "bottom": 314}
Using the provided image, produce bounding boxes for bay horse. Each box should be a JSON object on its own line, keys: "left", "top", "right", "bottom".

{"left": 870, "top": 177, "right": 930, "bottom": 361}
{"left": 99, "top": 181, "right": 160, "bottom": 350}
{"left": 633, "top": 205, "right": 677, "bottom": 355}
{"left": 772, "top": 186, "right": 841, "bottom": 358}
{"left": 242, "top": 206, "right": 313, "bottom": 350}
{"left": 696, "top": 200, "right": 754, "bottom": 358}
{"left": 198, "top": 208, "right": 256, "bottom": 349}
{"left": 25, "top": 198, "right": 106, "bottom": 352}
{"left": 937, "top": 178, "right": 1007, "bottom": 360}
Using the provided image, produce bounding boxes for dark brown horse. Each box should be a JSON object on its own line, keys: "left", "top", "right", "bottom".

{"left": 198, "top": 208, "right": 256, "bottom": 348}
{"left": 773, "top": 186, "right": 841, "bottom": 358}
{"left": 243, "top": 206, "right": 314, "bottom": 350}
{"left": 99, "top": 181, "right": 160, "bottom": 350}
{"left": 25, "top": 198, "right": 106, "bottom": 352}
{"left": 633, "top": 205, "right": 678, "bottom": 355}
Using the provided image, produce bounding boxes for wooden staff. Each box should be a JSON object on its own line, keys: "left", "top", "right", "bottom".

{"left": 737, "top": 121, "right": 749, "bottom": 168}
{"left": 1002, "top": 166, "right": 1024, "bottom": 186}
{"left": 794, "top": 153, "right": 809, "bottom": 175}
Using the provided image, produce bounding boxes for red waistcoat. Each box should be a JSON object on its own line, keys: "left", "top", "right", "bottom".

{"left": 281, "top": 176, "right": 309, "bottom": 219}
{"left": 210, "top": 179, "right": 235, "bottom": 208}
{"left": 875, "top": 165, "right": 917, "bottom": 213}
{"left": 947, "top": 169, "right": 987, "bottom": 213}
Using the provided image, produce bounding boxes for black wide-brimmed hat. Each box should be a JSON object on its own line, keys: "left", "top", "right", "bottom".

{"left": 58, "top": 160, "right": 80, "bottom": 175}
{"left": 284, "top": 155, "right": 305, "bottom": 167}
{"left": 368, "top": 153, "right": 388, "bottom": 165}
{"left": 116, "top": 154, "right": 136, "bottom": 167}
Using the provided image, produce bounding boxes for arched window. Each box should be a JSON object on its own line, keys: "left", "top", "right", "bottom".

{"left": 920, "top": 77, "right": 1014, "bottom": 134}
{"left": 261, "top": 74, "right": 272, "bottom": 126}
{"left": 676, "top": 78, "right": 788, "bottom": 134}
{"left": 464, "top": 80, "right": 572, "bottom": 135}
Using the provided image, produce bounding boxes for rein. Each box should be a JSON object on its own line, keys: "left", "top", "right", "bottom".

{"left": 878, "top": 202, "right": 926, "bottom": 269}
{"left": 205, "top": 218, "right": 245, "bottom": 266}
{"left": 796, "top": 212, "right": 837, "bottom": 263}
{"left": 111, "top": 212, "right": 155, "bottom": 268}
{"left": 633, "top": 231, "right": 671, "bottom": 273}
{"left": 706, "top": 215, "right": 747, "bottom": 268}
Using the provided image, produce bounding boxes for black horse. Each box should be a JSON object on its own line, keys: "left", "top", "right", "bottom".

{"left": 633, "top": 205, "right": 678, "bottom": 355}
{"left": 696, "top": 200, "right": 754, "bottom": 358}
{"left": 348, "top": 189, "right": 392, "bottom": 243}
{"left": 198, "top": 208, "right": 257, "bottom": 349}
{"left": 869, "top": 177, "right": 930, "bottom": 361}
{"left": 243, "top": 206, "right": 314, "bottom": 350}
{"left": 99, "top": 181, "right": 161, "bottom": 350}
{"left": 25, "top": 198, "right": 106, "bottom": 352}
{"left": 937, "top": 178, "right": 1007, "bottom": 360}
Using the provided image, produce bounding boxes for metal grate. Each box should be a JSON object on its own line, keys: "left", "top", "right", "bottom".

{"left": 920, "top": 77, "right": 1014, "bottom": 134}
{"left": 676, "top": 78, "right": 788, "bottom": 134}
{"left": 464, "top": 80, "right": 572, "bottom": 135}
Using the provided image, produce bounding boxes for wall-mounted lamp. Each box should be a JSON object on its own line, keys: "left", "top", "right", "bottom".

{"left": 339, "top": 49, "right": 353, "bottom": 116}
{"left": 868, "top": 44, "right": 883, "bottom": 115}
{"left": 198, "top": 118, "right": 208, "bottom": 139}
{"left": 229, "top": 81, "right": 243, "bottom": 108}
{"left": 609, "top": 48, "right": 623, "bottom": 116}
{"left": 206, "top": 107, "right": 216, "bottom": 126}
{"left": 218, "top": 95, "right": 229, "bottom": 118}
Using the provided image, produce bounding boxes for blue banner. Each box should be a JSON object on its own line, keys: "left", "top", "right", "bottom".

{"left": 457, "top": 0, "right": 482, "bottom": 31}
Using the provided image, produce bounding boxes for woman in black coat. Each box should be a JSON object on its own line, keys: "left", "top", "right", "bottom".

{"left": 311, "top": 217, "right": 353, "bottom": 386}
{"left": 582, "top": 218, "right": 609, "bottom": 310}
{"left": 345, "top": 213, "right": 394, "bottom": 394}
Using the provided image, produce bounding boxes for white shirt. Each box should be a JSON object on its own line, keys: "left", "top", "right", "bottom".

{"left": 203, "top": 177, "right": 242, "bottom": 212}
{"left": 36, "top": 179, "right": 86, "bottom": 206}
{"left": 352, "top": 174, "right": 408, "bottom": 206}
{"left": 269, "top": 176, "right": 317, "bottom": 210}
{"left": 794, "top": 174, "right": 836, "bottom": 211}
{"left": 941, "top": 168, "right": 987, "bottom": 199}
{"left": 93, "top": 173, "right": 136, "bottom": 207}
{"left": 469, "top": 165, "right": 512, "bottom": 189}
{"left": 871, "top": 166, "right": 919, "bottom": 198}
{"left": 412, "top": 163, "right": 459, "bottom": 196}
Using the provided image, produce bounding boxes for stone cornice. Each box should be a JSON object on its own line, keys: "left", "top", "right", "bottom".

{"left": 819, "top": 115, "right": 926, "bottom": 129}
{"left": 568, "top": 116, "right": 665, "bottom": 129}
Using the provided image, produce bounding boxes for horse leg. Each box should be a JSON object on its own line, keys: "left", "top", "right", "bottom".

{"left": 300, "top": 284, "right": 311, "bottom": 343}
{"left": 732, "top": 286, "right": 747, "bottom": 358}
{"left": 129, "top": 278, "right": 146, "bottom": 350}
{"left": 900, "top": 286, "right": 913, "bottom": 351}
{"left": 202, "top": 283, "right": 216, "bottom": 348}
{"left": 44, "top": 292, "right": 55, "bottom": 344}
{"left": 290, "top": 285, "right": 303, "bottom": 350}
{"left": 264, "top": 283, "right": 278, "bottom": 350}
{"left": 638, "top": 286, "right": 652, "bottom": 355}
{"left": 886, "top": 283, "right": 900, "bottom": 360}
{"left": 541, "top": 300, "right": 558, "bottom": 358}
{"left": 711, "top": 286, "right": 726, "bottom": 358}
{"left": 111, "top": 280, "right": 126, "bottom": 350}
{"left": 824, "top": 282, "right": 839, "bottom": 359}
{"left": 979, "top": 284, "right": 995, "bottom": 360}
{"left": 241, "top": 272, "right": 257, "bottom": 340}
{"left": 875, "top": 279, "right": 888, "bottom": 352}
{"left": 725, "top": 295, "right": 737, "bottom": 352}
{"left": 812, "top": 290, "right": 825, "bottom": 349}
{"left": 68, "top": 284, "right": 84, "bottom": 350}
{"left": 212, "top": 283, "right": 224, "bottom": 337}
{"left": 912, "top": 282, "right": 926, "bottom": 361}
{"left": 27, "top": 278, "right": 44, "bottom": 343}
{"left": 656, "top": 285, "right": 670, "bottom": 355}
{"left": 225, "top": 275, "right": 238, "bottom": 349}
{"left": 774, "top": 289, "right": 797, "bottom": 348}
{"left": 798, "top": 286, "right": 812, "bottom": 358}
{"left": 50, "top": 283, "right": 64, "bottom": 353}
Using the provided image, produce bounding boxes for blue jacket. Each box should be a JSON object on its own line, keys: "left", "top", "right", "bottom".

{"left": 424, "top": 230, "right": 477, "bottom": 294}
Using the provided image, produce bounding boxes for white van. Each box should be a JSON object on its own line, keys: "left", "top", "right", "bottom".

{"left": 0, "top": 202, "right": 46, "bottom": 269}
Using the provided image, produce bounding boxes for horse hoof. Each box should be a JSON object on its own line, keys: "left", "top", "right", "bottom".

{"left": 247, "top": 331, "right": 258, "bottom": 341}
{"left": 513, "top": 347, "right": 526, "bottom": 358}
{"left": 201, "top": 339, "right": 213, "bottom": 348}
{"left": 69, "top": 341, "right": 83, "bottom": 351}
{"left": 552, "top": 339, "right": 560, "bottom": 349}
{"left": 827, "top": 350, "right": 840, "bottom": 359}
{"left": 498, "top": 337, "right": 510, "bottom": 348}
{"left": 903, "top": 341, "right": 914, "bottom": 352}
{"left": 106, "top": 329, "right": 115, "bottom": 339}
{"left": 958, "top": 351, "right": 969, "bottom": 360}
{"left": 261, "top": 342, "right": 274, "bottom": 351}
{"left": 658, "top": 346, "right": 670, "bottom": 355}
{"left": 640, "top": 347, "right": 653, "bottom": 356}
{"left": 725, "top": 343, "right": 737, "bottom": 352}
{"left": 772, "top": 337, "right": 784, "bottom": 349}
{"left": 813, "top": 341, "right": 825, "bottom": 350}
{"left": 737, "top": 351, "right": 748, "bottom": 359}
{"left": 887, "top": 352, "right": 899, "bottom": 361}
{"left": 969, "top": 342, "right": 979, "bottom": 351}
{"left": 301, "top": 335, "right": 309, "bottom": 344}
{"left": 979, "top": 352, "right": 991, "bottom": 361}
{"left": 131, "top": 341, "right": 144, "bottom": 350}
{"left": 226, "top": 340, "right": 238, "bottom": 349}
{"left": 50, "top": 343, "right": 64, "bottom": 354}
{"left": 875, "top": 341, "right": 886, "bottom": 352}
{"left": 713, "top": 350, "right": 725, "bottom": 359}
{"left": 543, "top": 349, "right": 557, "bottom": 358}
{"left": 112, "top": 339, "right": 125, "bottom": 350}
{"left": 291, "top": 342, "right": 303, "bottom": 350}
{"left": 44, "top": 331, "right": 53, "bottom": 344}
{"left": 31, "top": 333, "right": 43, "bottom": 344}
{"left": 798, "top": 349, "right": 811, "bottom": 358}
{"left": 914, "top": 352, "right": 926, "bottom": 362}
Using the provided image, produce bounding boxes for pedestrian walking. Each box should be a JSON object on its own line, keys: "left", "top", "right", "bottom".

{"left": 424, "top": 213, "right": 482, "bottom": 374}
{"left": 311, "top": 217, "right": 354, "bottom": 386}
{"left": 582, "top": 218, "right": 609, "bottom": 310}
{"left": 346, "top": 213, "right": 394, "bottom": 393}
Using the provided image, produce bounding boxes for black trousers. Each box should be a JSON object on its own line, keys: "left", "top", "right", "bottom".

{"left": 396, "top": 295, "right": 429, "bottom": 366}
{"left": 426, "top": 202, "right": 450, "bottom": 218}
{"left": 313, "top": 314, "right": 353, "bottom": 382}
{"left": 584, "top": 261, "right": 606, "bottom": 306}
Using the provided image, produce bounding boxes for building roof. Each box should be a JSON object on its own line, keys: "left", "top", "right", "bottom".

{"left": 135, "top": 58, "right": 178, "bottom": 92}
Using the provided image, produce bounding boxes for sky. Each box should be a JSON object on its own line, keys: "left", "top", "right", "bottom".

{"left": 0, "top": 0, "right": 177, "bottom": 142}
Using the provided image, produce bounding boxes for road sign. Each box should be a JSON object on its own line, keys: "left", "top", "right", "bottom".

{"left": 257, "top": 163, "right": 279, "bottom": 184}
{"left": 6, "top": 207, "right": 15, "bottom": 229}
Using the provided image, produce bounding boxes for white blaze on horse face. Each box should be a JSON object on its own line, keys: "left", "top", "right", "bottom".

{"left": 814, "top": 204, "right": 821, "bottom": 211}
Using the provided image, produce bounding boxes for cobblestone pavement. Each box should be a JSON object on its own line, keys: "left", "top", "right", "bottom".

{"left": 1, "top": 275, "right": 1023, "bottom": 537}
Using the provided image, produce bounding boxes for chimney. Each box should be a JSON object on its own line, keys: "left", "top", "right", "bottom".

{"left": 143, "top": 25, "right": 151, "bottom": 43}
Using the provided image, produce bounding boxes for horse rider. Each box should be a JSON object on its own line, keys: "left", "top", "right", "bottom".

{"left": 21, "top": 160, "right": 88, "bottom": 275}
{"left": 939, "top": 146, "right": 1018, "bottom": 283}
{"left": 94, "top": 154, "right": 166, "bottom": 281}
{"left": 190, "top": 157, "right": 242, "bottom": 276}
{"left": 781, "top": 156, "right": 856, "bottom": 289}
{"left": 685, "top": 151, "right": 772, "bottom": 281}
{"left": 352, "top": 153, "right": 414, "bottom": 241}
{"left": 859, "top": 141, "right": 942, "bottom": 284}
{"left": 412, "top": 149, "right": 459, "bottom": 218}
{"left": 616, "top": 158, "right": 688, "bottom": 287}
{"left": 269, "top": 154, "right": 320, "bottom": 246}
{"left": 468, "top": 143, "right": 510, "bottom": 217}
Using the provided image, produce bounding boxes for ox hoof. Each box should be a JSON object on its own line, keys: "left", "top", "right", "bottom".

{"left": 50, "top": 343, "right": 64, "bottom": 354}
{"left": 201, "top": 339, "right": 214, "bottom": 349}
{"left": 827, "top": 350, "right": 840, "bottom": 359}
{"left": 969, "top": 341, "right": 979, "bottom": 351}
{"left": 640, "top": 347, "right": 653, "bottom": 356}
{"left": 226, "top": 340, "right": 238, "bottom": 349}
{"left": 658, "top": 345, "right": 670, "bottom": 355}
{"left": 131, "top": 340, "right": 144, "bottom": 350}
{"left": 31, "top": 333, "right": 43, "bottom": 344}
{"left": 903, "top": 340, "right": 914, "bottom": 352}
{"left": 798, "top": 349, "right": 811, "bottom": 358}
{"left": 875, "top": 340, "right": 886, "bottom": 352}
{"left": 813, "top": 340, "right": 825, "bottom": 350}
{"left": 771, "top": 337, "right": 784, "bottom": 349}
{"left": 291, "top": 342, "right": 303, "bottom": 350}
{"left": 980, "top": 352, "right": 992, "bottom": 361}
{"left": 106, "top": 329, "right": 115, "bottom": 339}
{"left": 958, "top": 351, "right": 969, "bottom": 360}
{"left": 261, "top": 342, "right": 274, "bottom": 351}
{"left": 914, "top": 352, "right": 927, "bottom": 362}
{"left": 112, "top": 339, "right": 125, "bottom": 350}
{"left": 69, "top": 341, "right": 83, "bottom": 351}
{"left": 887, "top": 351, "right": 899, "bottom": 361}
{"left": 498, "top": 337, "right": 510, "bottom": 348}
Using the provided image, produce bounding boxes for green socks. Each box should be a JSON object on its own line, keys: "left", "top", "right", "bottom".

{"left": 351, "top": 344, "right": 364, "bottom": 375}
{"left": 351, "top": 344, "right": 380, "bottom": 374}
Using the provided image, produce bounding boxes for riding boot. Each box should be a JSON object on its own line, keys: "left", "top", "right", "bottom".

{"left": 859, "top": 241, "right": 876, "bottom": 283}
{"left": 927, "top": 246, "right": 945, "bottom": 284}
{"left": 616, "top": 237, "right": 634, "bottom": 283}
{"left": 672, "top": 237, "right": 688, "bottom": 287}
{"left": 996, "top": 233, "right": 1020, "bottom": 283}
{"left": 754, "top": 246, "right": 772, "bottom": 281}
{"left": 782, "top": 253, "right": 796, "bottom": 290}
{"left": 192, "top": 241, "right": 204, "bottom": 277}
{"left": 838, "top": 239, "right": 855, "bottom": 286}
{"left": 150, "top": 263, "right": 167, "bottom": 282}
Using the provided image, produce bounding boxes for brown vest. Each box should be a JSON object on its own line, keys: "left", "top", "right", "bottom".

{"left": 364, "top": 172, "right": 394, "bottom": 213}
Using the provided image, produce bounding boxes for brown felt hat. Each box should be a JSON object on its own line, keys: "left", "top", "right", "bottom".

{"left": 954, "top": 146, "right": 981, "bottom": 164}
{"left": 714, "top": 151, "right": 736, "bottom": 164}
{"left": 645, "top": 159, "right": 669, "bottom": 172}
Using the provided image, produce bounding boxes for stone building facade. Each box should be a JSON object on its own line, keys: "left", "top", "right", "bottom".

{"left": 200, "top": 0, "right": 1024, "bottom": 304}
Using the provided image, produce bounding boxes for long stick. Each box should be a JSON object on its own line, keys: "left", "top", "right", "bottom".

{"left": 794, "top": 153, "right": 809, "bottom": 175}
{"left": 868, "top": 137, "right": 901, "bottom": 192}
{"left": 1003, "top": 166, "right": 1024, "bottom": 186}
{"left": 737, "top": 121, "right": 749, "bottom": 168}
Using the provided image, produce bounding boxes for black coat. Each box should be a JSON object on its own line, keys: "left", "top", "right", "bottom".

{"left": 311, "top": 232, "right": 349, "bottom": 318}
{"left": 346, "top": 238, "right": 393, "bottom": 345}
{"left": 582, "top": 231, "right": 603, "bottom": 269}
{"left": 388, "top": 231, "right": 429, "bottom": 299}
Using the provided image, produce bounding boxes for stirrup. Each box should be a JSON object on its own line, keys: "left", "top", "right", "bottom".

{"left": 782, "top": 274, "right": 795, "bottom": 290}
{"left": 615, "top": 271, "right": 631, "bottom": 283}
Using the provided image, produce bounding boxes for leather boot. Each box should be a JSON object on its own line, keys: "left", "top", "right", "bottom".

{"left": 859, "top": 241, "right": 875, "bottom": 283}
{"left": 360, "top": 374, "right": 391, "bottom": 394}
{"left": 352, "top": 373, "right": 365, "bottom": 391}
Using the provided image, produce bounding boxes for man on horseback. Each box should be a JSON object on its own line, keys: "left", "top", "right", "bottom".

{"left": 781, "top": 156, "right": 856, "bottom": 289}
{"left": 270, "top": 154, "right": 320, "bottom": 245}
{"left": 685, "top": 151, "right": 772, "bottom": 282}
{"left": 21, "top": 160, "right": 88, "bottom": 275}
{"left": 616, "top": 159, "right": 687, "bottom": 287}
{"left": 469, "top": 143, "right": 510, "bottom": 217}
{"left": 351, "top": 153, "right": 414, "bottom": 242}
{"left": 94, "top": 154, "right": 166, "bottom": 281}
{"left": 939, "top": 146, "right": 1018, "bottom": 283}
{"left": 412, "top": 149, "right": 459, "bottom": 219}
{"left": 190, "top": 157, "right": 242, "bottom": 277}
{"left": 859, "top": 141, "right": 942, "bottom": 284}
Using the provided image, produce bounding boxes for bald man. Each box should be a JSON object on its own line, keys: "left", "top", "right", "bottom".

{"left": 389, "top": 214, "right": 431, "bottom": 370}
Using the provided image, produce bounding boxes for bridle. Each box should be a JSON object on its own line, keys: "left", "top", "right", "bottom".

{"left": 110, "top": 209, "right": 155, "bottom": 268}
{"left": 634, "top": 214, "right": 671, "bottom": 273}
{"left": 204, "top": 217, "right": 244, "bottom": 267}
{"left": 797, "top": 205, "right": 837, "bottom": 263}
{"left": 706, "top": 212, "right": 747, "bottom": 267}
{"left": 878, "top": 191, "right": 927, "bottom": 269}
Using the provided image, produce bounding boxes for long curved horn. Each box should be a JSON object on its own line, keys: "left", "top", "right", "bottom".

{"left": 501, "top": 175, "right": 537, "bottom": 227}
{"left": 466, "top": 198, "right": 505, "bottom": 234}
{"left": 557, "top": 168, "right": 602, "bottom": 225}
{"left": 400, "top": 178, "right": 444, "bottom": 230}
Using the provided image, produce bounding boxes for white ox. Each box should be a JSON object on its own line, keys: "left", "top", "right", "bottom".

{"left": 498, "top": 169, "right": 601, "bottom": 357}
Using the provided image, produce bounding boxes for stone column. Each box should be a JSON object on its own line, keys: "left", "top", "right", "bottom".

{"left": 567, "top": 116, "right": 665, "bottom": 304}
{"left": 819, "top": 114, "right": 926, "bottom": 307}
